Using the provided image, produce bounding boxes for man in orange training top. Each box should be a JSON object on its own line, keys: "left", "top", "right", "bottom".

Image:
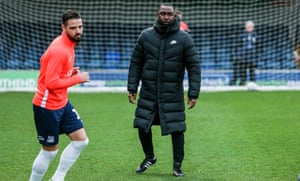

{"left": 175, "top": 9, "right": 189, "bottom": 32}
{"left": 29, "top": 10, "right": 90, "bottom": 181}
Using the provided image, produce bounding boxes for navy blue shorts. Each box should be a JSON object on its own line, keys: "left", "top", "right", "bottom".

{"left": 33, "top": 101, "right": 84, "bottom": 145}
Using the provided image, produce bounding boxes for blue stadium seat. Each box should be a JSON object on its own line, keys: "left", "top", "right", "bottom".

{"left": 75, "top": 47, "right": 89, "bottom": 69}
{"left": 200, "top": 43, "right": 217, "bottom": 70}
{"left": 86, "top": 59, "right": 102, "bottom": 69}
{"left": 24, "top": 59, "right": 39, "bottom": 69}
{"left": 0, "top": 60, "right": 6, "bottom": 69}
{"left": 0, "top": 38, "right": 6, "bottom": 69}
{"left": 25, "top": 47, "right": 41, "bottom": 69}
{"left": 74, "top": 59, "right": 86, "bottom": 69}
{"left": 280, "top": 48, "right": 295, "bottom": 69}
{"left": 216, "top": 48, "right": 231, "bottom": 69}
{"left": 201, "top": 61, "right": 216, "bottom": 69}
{"left": 120, "top": 46, "right": 133, "bottom": 69}
{"left": 104, "top": 50, "right": 121, "bottom": 69}
{"left": 7, "top": 59, "right": 22, "bottom": 69}
{"left": 281, "top": 60, "right": 296, "bottom": 69}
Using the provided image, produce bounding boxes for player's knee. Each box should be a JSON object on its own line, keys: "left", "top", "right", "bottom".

{"left": 43, "top": 149, "right": 58, "bottom": 160}
{"left": 72, "top": 138, "right": 89, "bottom": 151}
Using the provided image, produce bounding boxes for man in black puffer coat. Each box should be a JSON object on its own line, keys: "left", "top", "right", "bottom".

{"left": 127, "top": 3, "right": 201, "bottom": 177}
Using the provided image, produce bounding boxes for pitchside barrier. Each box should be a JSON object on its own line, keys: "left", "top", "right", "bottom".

{"left": 1, "top": 69, "right": 300, "bottom": 92}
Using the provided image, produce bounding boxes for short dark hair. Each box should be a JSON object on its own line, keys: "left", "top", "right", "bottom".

{"left": 158, "top": 3, "right": 174, "bottom": 11}
{"left": 62, "top": 10, "right": 81, "bottom": 25}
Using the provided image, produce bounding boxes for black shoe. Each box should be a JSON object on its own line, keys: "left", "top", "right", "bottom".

{"left": 229, "top": 80, "right": 236, "bottom": 86}
{"left": 173, "top": 168, "right": 185, "bottom": 177}
{"left": 135, "top": 156, "right": 156, "bottom": 173}
{"left": 173, "top": 162, "right": 184, "bottom": 177}
{"left": 239, "top": 81, "right": 246, "bottom": 86}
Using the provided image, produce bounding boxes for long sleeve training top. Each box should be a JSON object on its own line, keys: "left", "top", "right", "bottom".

{"left": 32, "top": 32, "right": 82, "bottom": 110}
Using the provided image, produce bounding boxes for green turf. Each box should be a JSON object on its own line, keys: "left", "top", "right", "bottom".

{"left": 1, "top": 91, "right": 300, "bottom": 181}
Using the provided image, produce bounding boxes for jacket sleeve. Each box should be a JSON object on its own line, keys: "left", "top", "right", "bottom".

{"left": 184, "top": 34, "right": 201, "bottom": 99}
{"left": 127, "top": 33, "right": 145, "bottom": 93}
{"left": 45, "top": 52, "right": 82, "bottom": 90}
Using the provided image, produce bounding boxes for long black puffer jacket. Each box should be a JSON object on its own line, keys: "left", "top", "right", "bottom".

{"left": 127, "top": 17, "right": 201, "bottom": 135}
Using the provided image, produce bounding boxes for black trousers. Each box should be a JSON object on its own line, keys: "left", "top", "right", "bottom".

{"left": 240, "top": 61, "right": 256, "bottom": 84}
{"left": 230, "top": 61, "right": 256, "bottom": 85}
{"left": 229, "top": 60, "right": 240, "bottom": 85}
{"left": 138, "top": 128, "right": 184, "bottom": 163}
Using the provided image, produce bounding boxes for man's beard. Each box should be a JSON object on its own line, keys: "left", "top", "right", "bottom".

{"left": 159, "top": 20, "right": 174, "bottom": 31}
{"left": 67, "top": 33, "right": 81, "bottom": 42}
{"left": 159, "top": 18, "right": 174, "bottom": 26}
{"left": 159, "top": 19, "right": 173, "bottom": 25}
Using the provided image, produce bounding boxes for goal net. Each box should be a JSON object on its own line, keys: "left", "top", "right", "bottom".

{"left": 0, "top": 0, "right": 300, "bottom": 92}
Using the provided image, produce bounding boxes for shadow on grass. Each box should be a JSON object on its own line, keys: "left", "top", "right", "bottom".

{"left": 134, "top": 172, "right": 224, "bottom": 181}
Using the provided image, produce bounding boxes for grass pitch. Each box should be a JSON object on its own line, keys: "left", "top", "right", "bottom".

{"left": 1, "top": 91, "right": 300, "bottom": 181}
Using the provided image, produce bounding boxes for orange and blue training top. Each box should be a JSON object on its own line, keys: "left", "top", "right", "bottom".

{"left": 32, "top": 32, "right": 82, "bottom": 110}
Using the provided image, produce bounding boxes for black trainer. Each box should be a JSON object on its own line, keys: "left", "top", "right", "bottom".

{"left": 173, "top": 162, "right": 184, "bottom": 177}
{"left": 173, "top": 168, "right": 185, "bottom": 177}
{"left": 135, "top": 156, "right": 157, "bottom": 173}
